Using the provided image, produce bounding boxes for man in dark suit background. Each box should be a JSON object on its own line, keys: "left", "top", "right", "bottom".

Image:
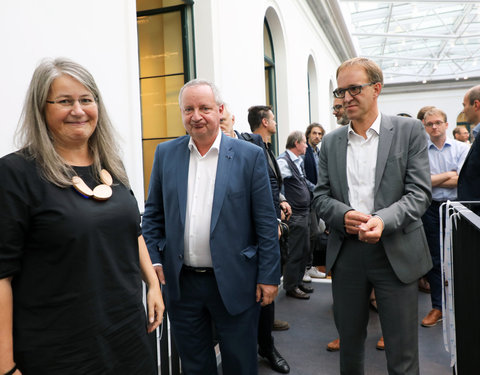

{"left": 142, "top": 79, "right": 280, "bottom": 375}
{"left": 313, "top": 57, "right": 432, "bottom": 374}
{"left": 219, "top": 104, "right": 291, "bottom": 374}
{"left": 458, "top": 85, "right": 480, "bottom": 206}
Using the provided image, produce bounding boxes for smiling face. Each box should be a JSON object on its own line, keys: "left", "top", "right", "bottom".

{"left": 45, "top": 74, "right": 98, "bottom": 149}
{"left": 180, "top": 84, "right": 222, "bottom": 146}
{"left": 336, "top": 65, "right": 380, "bottom": 126}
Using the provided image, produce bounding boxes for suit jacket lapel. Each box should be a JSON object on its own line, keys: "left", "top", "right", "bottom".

{"left": 211, "top": 134, "right": 234, "bottom": 232}
{"left": 176, "top": 137, "right": 190, "bottom": 227}
{"left": 336, "top": 128, "right": 350, "bottom": 204}
{"left": 375, "top": 114, "right": 394, "bottom": 194}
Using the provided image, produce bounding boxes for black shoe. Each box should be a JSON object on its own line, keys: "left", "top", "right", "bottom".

{"left": 298, "top": 284, "right": 314, "bottom": 294}
{"left": 259, "top": 346, "right": 290, "bottom": 373}
{"left": 285, "top": 287, "right": 310, "bottom": 299}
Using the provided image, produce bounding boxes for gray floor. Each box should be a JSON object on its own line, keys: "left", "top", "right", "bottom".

{"left": 258, "top": 280, "right": 453, "bottom": 375}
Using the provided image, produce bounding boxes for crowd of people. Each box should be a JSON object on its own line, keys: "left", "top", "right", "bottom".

{"left": 1, "top": 56, "right": 480, "bottom": 375}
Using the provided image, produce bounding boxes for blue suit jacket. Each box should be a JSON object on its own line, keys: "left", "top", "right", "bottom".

{"left": 142, "top": 133, "right": 281, "bottom": 315}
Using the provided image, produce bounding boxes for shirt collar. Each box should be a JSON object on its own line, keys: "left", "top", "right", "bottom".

{"left": 286, "top": 149, "right": 300, "bottom": 162}
{"left": 188, "top": 129, "right": 222, "bottom": 156}
{"left": 428, "top": 137, "right": 452, "bottom": 150}
{"left": 348, "top": 113, "right": 382, "bottom": 137}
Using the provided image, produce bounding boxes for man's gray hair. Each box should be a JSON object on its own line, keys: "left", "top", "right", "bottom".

{"left": 178, "top": 78, "right": 223, "bottom": 107}
{"left": 286, "top": 131, "right": 304, "bottom": 149}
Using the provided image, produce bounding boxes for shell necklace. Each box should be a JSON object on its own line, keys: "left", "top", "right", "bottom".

{"left": 72, "top": 169, "right": 113, "bottom": 201}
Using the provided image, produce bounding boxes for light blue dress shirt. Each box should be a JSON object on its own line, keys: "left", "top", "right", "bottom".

{"left": 427, "top": 138, "right": 469, "bottom": 201}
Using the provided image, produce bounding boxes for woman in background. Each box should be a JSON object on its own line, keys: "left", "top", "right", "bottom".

{"left": 0, "top": 58, "right": 163, "bottom": 375}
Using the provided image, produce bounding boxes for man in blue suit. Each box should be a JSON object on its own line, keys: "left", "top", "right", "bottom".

{"left": 142, "top": 79, "right": 281, "bottom": 375}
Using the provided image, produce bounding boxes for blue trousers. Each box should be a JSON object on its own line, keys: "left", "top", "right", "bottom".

{"left": 165, "top": 268, "right": 260, "bottom": 375}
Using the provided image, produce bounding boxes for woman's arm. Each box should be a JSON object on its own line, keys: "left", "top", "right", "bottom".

{"left": 138, "top": 235, "right": 164, "bottom": 333}
{"left": 0, "top": 277, "right": 21, "bottom": 374}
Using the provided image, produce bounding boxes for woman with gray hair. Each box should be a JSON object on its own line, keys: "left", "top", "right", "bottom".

{"left": 0, "top": 58, "right": 163, "bottom": 375}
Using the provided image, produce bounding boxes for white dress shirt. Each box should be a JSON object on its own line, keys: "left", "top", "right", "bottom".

{"left": 346, "top": 113, "right": 381, "bottom": 215}
{"left": 183, "top": 130, "right": 222, "bottom": 267}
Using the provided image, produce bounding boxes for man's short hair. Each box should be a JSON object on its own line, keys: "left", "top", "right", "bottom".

{"left": 305, "top": 123, "right": 325, "bottom": 139}
{"left": 424, "top": 108, "right": 447, "bottom": 122}
{"left": 247, "top": 105, "right": 272, "bottom": 132}
{"left": 467, "top": 85, "right": 480, "bottom": 105}
{"left": 453, "top": 126, "right": 468, "bottom": 137}
{"left": 416, "top": 106, "right": 435, "bottom": 121}
{"left": 336, "top": 57, "right": 383, "bottom": 86}
{"left": 285, "top": 131, "right": 304, "bottom": 149}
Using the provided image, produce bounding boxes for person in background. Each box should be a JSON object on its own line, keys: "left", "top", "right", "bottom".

{"left": 332, "top": 98, "right": 349, "bottom": 126}
{"left": 277, "top": 131, "right": 313, "bottom": 300}
{"left": 302, "top": 123, "right": 327, "bottom": 282}
{"left": 453, "top": 125, "right": 471, "bottom": 144}
{"left": 0, "top": 57, "right": 163, "bottom": 375}
{"left": 416, "top": 104, "right": 436, "bottom": 294}
{"left": 314, "top": 57, "right": 432, "bottom": 374}
{"left": 142, "top": 79, "right": 280, "bottom": 375}
{"left": 420, "top": 108, "right": 469, "bottom": 328}
{"left": 416, "top": 106, "right": 435, "bottom": 123}
{"left": 458, "top": 85, "right": 480, "bottom": 209}
{"left": 223, "top": 104, "right": 291, "bottom": 374}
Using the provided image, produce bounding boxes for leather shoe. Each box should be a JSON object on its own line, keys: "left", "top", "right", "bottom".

{"left": 326, "top": 338, "right": 340, "bottom": 352}
{"left": 286, "top": 287, "right": 310, "bottom": 299}
{"left": 376, "top": 336, "right": 385, "bottom": 350}
{"left": 272, "top": 319, "right": 290, "bottom": 331}
{"left": 259, "top": 346, "right": 290, "bottom": 373}
{"left": 421, "top": 308, "right": 442, "bottom": 327}
{"left": 298, "top": 284, "right": 314, "bottom": 293}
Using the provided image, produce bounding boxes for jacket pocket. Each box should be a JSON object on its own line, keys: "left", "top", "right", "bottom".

{"left": 241, "top": 245, "right": 258, "bottom": 259}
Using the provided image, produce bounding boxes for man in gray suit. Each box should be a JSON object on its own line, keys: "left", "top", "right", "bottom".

{"left": 313, "top": 57, "right": 432, "bottom": 375}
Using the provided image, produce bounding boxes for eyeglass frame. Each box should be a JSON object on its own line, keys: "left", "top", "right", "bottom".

{"left": 424, "top": 120, "right": 446, "bottom": 128}
{"left": 332, "top": 82, "right": 376, "bottom": 99}
{"left": 332, "top": 104, "right": 343, "bottom": 111}
{"left": 46, "top": 96, "right": 98, "bottom": 108}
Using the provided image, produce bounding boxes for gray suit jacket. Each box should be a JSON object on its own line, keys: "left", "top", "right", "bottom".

{"left": 313, "top": 114, "right": 433, "bottom": 284}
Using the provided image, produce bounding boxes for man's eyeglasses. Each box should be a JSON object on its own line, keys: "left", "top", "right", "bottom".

{"left": 332, "top": 105, "right": 343, "bottom": 111}
{"left": 424, "top": 121, "right": 445, "bottom": 127}
{"left": 46, "top": 97, "right": 97, "bottom": 108}
{"left": 333, "top": 83, "right": 375, "bottom": 99}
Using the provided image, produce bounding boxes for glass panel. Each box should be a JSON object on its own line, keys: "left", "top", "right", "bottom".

{"left": 137, "top": 12, "right": 184, "bottom": 78}
{"left": 141, "top": 75, "right": 186, "bottom": 139}
{"left": 263, "top": 23, "right": 273, "bottom": 61}
{"left": 143, "top": 139, "right": 171, "bottom": 199}
{"left": 137, "top": 0, "right": 185, "bottom": 12}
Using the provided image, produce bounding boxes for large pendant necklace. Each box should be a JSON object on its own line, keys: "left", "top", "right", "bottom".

{"left": 72, "top": 169, "right": 113, "bottom": 201}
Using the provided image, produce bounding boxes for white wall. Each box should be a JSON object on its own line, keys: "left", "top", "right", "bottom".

{"left": 193, "top": 0, "right": 342, "bottom": 151}
{"left": 1, "top": 0, "right": 344, "bottom": 205}
{"left": 379, "top": 88, "right": 469, "bottom": 139}
{"left": 0, "top": 0, "right": 145, "bottom": 204}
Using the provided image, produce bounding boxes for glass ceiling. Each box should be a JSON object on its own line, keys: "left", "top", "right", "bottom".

{"left": 339, "top": 1, "right": 480, "bottom": 85}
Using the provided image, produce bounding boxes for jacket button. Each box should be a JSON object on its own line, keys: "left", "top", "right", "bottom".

{"left": 178, "top": 254, "right": 183, "bottom": 260}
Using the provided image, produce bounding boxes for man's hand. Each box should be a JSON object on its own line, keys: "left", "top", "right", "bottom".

{"left": 154, "top": 265, "right": 166, "bottom": 285}
{"left": 280, "top": 201, "right": 292, "bottom": 221}
{"left": 344, "top": 210, "right": 370, "bottom": 234}
{"left": 358, "top": 216, "right": 384, "bottom": 244}
{"left": 256, "top": 284, "right": 278, "bottom": 306}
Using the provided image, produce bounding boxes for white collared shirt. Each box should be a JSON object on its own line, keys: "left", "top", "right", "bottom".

{"left": 346, "top": 113, "right": 381, "bottom": 215}
{"left": 183, "top": 130, "right": 222, "bottom": 267}
{"left": 277, "top": 149, "right": 305, "bottom": 178}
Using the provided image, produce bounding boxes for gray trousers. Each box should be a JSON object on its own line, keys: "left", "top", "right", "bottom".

{"left": 283, "top": 212, "right": 310, "bottom": 291}
{"left": 332, "top": 238, "right": 419, "bottom": 375}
